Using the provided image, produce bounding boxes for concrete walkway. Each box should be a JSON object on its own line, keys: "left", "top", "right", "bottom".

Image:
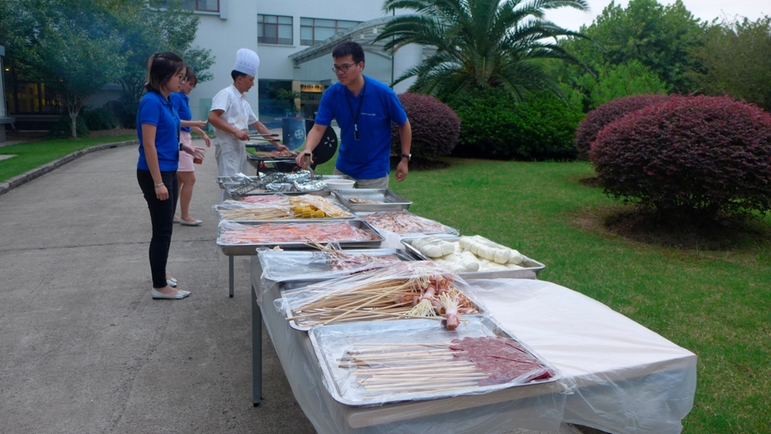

{"left": 0, "top": 139, "right": 316, "bottom": 433}
{"left": 0, "top": 138, "right": 585, "bottom": 434}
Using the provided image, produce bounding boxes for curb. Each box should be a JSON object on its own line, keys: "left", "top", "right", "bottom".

{"left": 0, "top": 139, "right": 139, "bottom": 197}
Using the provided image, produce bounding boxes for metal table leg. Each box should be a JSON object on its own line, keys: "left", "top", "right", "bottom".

{"left": 252, "top": 284, "right": 262, "bottom": 406}
{"left": 229, "top": 255, "right": 235, "bottom": 298}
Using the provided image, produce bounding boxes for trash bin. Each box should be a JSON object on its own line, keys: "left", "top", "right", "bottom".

{"left": 281, "top": 117, "right": 306, "bottom": 151}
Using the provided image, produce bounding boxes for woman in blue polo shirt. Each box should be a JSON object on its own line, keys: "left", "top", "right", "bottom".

{"left": 136, "top": 52, "right": 205, "bottom": 300}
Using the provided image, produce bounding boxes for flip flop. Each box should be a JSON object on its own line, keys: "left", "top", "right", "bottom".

{"left": 180, "top": 219, "right": 202, "bottom": 226}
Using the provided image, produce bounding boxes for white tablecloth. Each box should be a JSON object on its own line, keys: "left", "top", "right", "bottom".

{"left": 252, "top": 260, "right": 697, "bottom": 434}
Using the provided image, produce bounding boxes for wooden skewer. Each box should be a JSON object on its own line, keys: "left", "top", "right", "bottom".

{"left": 360, "top": 381, "right": 482, "bottom": 392}
{"left": 359, "top": 384, "right": 484, "bottom": 396}
{"left": 353, "top": 370, "right": 489, "bottom": 380}
{"left": 351, "top": 342, "right": 454, "bottom": 347}
{"left": 344, "top": 346, "right": 462, "bottom": 355}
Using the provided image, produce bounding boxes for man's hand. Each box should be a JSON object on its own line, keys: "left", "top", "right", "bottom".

{"left": 395, "top": 160, "right": 409, "bottom": 182}
{"left": 295, "top": 151, "right": 313, "bottom": 168}
{"left": 234, "top": 130, "right": 250, "bottom": 141}
{"left": 274, "top": 142, "right": 289, "bottom": 151}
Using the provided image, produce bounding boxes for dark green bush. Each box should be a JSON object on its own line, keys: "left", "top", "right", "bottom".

{"left": 574, "top": 94, "right": 670, "bottom": 160}
{"left": 391, "top": 93, "right": 460, "bottom": 160}
{"left": 590, "top": 95, "right": 771, "bottom": 219}
{"left": 82, "top": 106, "right": 119, "bottom": 131}
{"left": 46, "top": 115, "right": 89, "bottom": 139}
{"left": 105, "top": 97, "right": 137, "bottom": 129}
{"left": 446, "top": 87, "right": 583, "bottom": 160}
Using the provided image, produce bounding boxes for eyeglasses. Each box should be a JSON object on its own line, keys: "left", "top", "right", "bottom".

{"left": 332, "top": 63, "right": 358, "bottom": 73}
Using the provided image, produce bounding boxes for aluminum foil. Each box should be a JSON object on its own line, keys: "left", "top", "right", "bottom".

{"left": 266, "top": 182, "right": 294, "bottom": 192}
{"left": 294, "top": 180, "right": 326, "bottom": 192}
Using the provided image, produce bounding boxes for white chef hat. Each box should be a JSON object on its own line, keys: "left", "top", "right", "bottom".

{"left": 233, "top": 48, "right": 260, "bottom": 77}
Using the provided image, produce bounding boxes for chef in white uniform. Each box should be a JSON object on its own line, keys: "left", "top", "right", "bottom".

{"left": 208, "top": 48, "right": 287, "bottom": 200}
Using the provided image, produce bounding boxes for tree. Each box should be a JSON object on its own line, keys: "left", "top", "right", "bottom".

{"left": 113, "top": 0, "right": 214, "bottom": 127}
{"left": 584, "top": 60, "right": 669, "bottom": 108}
{"left": 688, "top": 16, "right": 771, "bottom": 111}
{"left": 2, "top": 0, "right": 127, "bottom": 137}
{"left": 374, "top": 0, "right": 589, "bottom": 101}
{"left": 557, "top": 0, "right": 705, "bottom": 108}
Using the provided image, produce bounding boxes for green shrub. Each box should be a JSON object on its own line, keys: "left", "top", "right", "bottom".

{"left": 590, "top": 95, "right": 771, "bottom": 219}
{"left": 392, "top": 93, "right": 460, "bottom": 160}
{"left": 46, "top": 115, "right": 89, "bottom": 139}
{"left": 574, "top": 94, "right": 670, "bottom": 160}
{"left": 82, "top": 106, "right": 119, "bottom": 131}
{"left": 446, "top": 87, "right": 582, "bottom": 160}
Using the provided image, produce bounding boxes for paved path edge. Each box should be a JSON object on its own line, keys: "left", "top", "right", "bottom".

{"left": 0, "top": 139, "right": 139, "bottom": 197}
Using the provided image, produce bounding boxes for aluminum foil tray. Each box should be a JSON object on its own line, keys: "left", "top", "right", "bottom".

{"left": 401, "top": 237, "right": 545, "bottom": 279}
{"left": 332, "top": 189, "right": 412, "bottom": 212}
{"left": 280, "top": 274, "right": 485, "bottom": 332}
{"left": 217, "top": 219, "right": 384, "bottom": 255}
{"left": 308, "top": 315, "right": 561, "bottom": 406}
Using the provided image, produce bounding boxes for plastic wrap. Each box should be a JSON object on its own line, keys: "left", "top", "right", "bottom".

{"left": 358, "top": 210, "right": 459, "bottom": 236}
{"left": 251, "top": 258, "right": 696, "bottom": 434}
{"left": 215, "top": 194, "right": 353, "bottom": 221}
{"left": 216, "top": 220, "right": 383, "bottom": 254}
{"left": 275, "top": 261, "right": 484, "bottom": 331}
{"left": 309, "top": 316, "right": 560, "bottom": 406}
{"left": 402, "top": 236, "right": 544, "bottom": 279}
{"left": 258, "top": 247, "right": 412, "bottom": 281}
{"left": 466, "top": 279, "right": 697, "bottom": 434}
{"left": 288, "top": 195, "right": 354, "bottom": 218}
{"left": 251, "top": 259, "right": 568, "bottom": 434}
{"left": 214, "top": 199, "right": 293, "bottom": 221}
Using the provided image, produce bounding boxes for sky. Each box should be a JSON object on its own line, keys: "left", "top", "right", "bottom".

{"left": 544, "top": 0, "right": 769, "bottom": 31}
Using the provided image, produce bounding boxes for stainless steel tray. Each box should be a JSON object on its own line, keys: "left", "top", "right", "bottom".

{"left": 217, "top": 219, "right": 383, "bottom": 255}
{"left": 332, "top": 189, "right": 412, "bottom": 212}
{"left": 258, "top": 248, "right": 421, "bottom": 283}
{"left": 231, "top": 189, "right": 330, "bottom": 198}
{"left": 401, "top": 237, "right": 545, "bottom": 279}
{"left": 357, "top": 210, "right": 459, "bottom": 236}
{"left": 280, "top": 273, "right": 484, "bottom": 332}
{"left": 308, "top": 315, "right": 561, "bottom": 406}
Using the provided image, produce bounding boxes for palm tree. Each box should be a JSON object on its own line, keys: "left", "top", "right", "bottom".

{"left": 375, "top": 0, "right": 589, "bottom": 100}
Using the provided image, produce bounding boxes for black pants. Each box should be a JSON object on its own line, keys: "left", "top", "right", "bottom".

{"left": 137, "top": 169, "right": 179, "bottom": 288}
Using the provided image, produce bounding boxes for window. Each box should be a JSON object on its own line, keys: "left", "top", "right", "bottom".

{"left": 300, "top": 18, "right": 359, "bottom": 45}
{"left": 258, "top": 15, "right": 293, "bottom": 45}
{"left": 6, "top": 82, "right": 64, "bottom": 115}
{"left": 154, "top": 0, "right": 219, "bottom": 12}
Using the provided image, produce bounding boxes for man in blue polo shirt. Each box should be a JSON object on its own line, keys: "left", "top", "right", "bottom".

{"left": 295, "top": 41, "right": 412, "bottom": 189}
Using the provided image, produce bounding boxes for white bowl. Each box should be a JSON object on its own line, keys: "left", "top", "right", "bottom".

{"left": 323, "top": 179, "right": 356, "bottom": 190}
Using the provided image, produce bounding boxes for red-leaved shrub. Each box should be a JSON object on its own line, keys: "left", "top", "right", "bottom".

{"left": 392, "top": 93, "right": 460, "bottom": 160}
{"left": 574, "top": 94, "right": 670, "bottom": 160}
{"left": 590, "top": 95, "right": 771, "bottom": 218}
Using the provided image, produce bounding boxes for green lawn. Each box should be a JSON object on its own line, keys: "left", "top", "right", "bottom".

{"left": 4, "top": 138, "right": 771, "bottom": 432}
{"left": 316, "top": 152, "right": 771, "bottom": 432}
{"left": 383, "top": 158, "right": 771, "bottom": 433}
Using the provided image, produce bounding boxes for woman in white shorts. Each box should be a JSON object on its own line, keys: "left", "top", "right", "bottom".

{"left": 171, "top": 69, "right": 211, "bottom": 225}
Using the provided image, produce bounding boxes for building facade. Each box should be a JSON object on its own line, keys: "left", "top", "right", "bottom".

{"left": 177, "top": 0, "right": 422, "bottom": 127}
{"left": 3, "top": 0, "right": 424, "bottom": 132}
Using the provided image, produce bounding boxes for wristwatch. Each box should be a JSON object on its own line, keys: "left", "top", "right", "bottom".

{"left": 401, "top": 153, "right": 411, "bottom": 161}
